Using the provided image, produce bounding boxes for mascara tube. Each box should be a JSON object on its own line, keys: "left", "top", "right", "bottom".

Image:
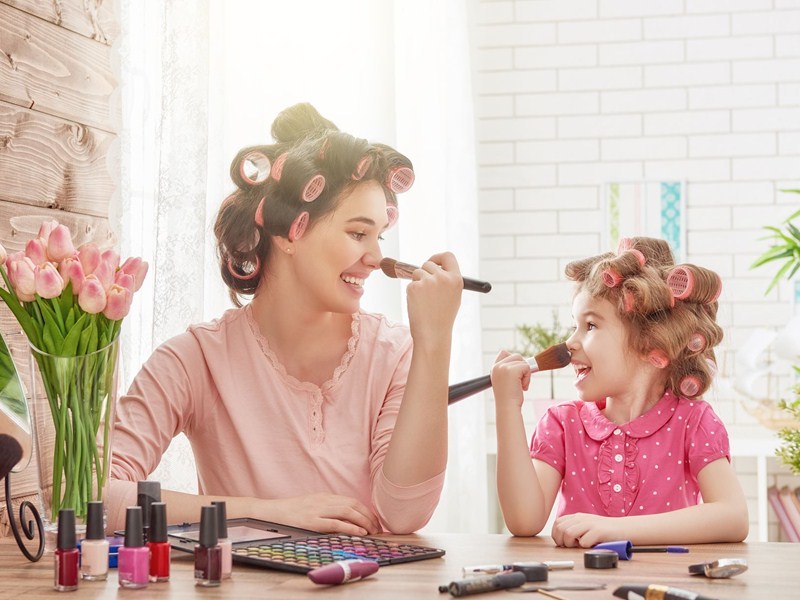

{"left": 444, "top": 572, "right": 526, "bottom": 596}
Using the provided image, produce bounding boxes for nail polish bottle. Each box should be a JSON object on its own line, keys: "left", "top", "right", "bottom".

{"left": 211, "top": 501, "right": 232, "bottom": 579}
{"left": 118, "top": 506, "right": 149, "bottom": 589}
{"left": 137, "top": 480, "right": 161, "bottom": 543}
{"left": 148, "top": 502, "right": 171, "bottom": 582}
{"left": 194, "top": 505, "right": 222, "bottom": 587}
{"left": 80, "top": 501, "right": 109, "bottom": 581}
{"left": 54, "top": 508, "right": 79, "bottom": 592}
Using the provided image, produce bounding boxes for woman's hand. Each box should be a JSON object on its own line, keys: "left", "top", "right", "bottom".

{"left": 405, "top": 252, "right": 463, "bottom": 346}
{"left": 264, "top": 493, "right": 381, "bottom": 536}
{"left": 551, "top": 512, "right": 620, "bottom": 548}
{"left": 491, "top": 350, "right": 532, "bottom": 410}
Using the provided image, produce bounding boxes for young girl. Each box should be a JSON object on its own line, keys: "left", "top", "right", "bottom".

{"left": 492, "top": 237, "right": 748, "bottom": 546}
{"left": 109, "top": 103, "right": 464, "bottom": 535}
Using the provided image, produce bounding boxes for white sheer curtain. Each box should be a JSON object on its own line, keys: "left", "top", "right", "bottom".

{"left": 114, "top": 0, "right": 487, "bottom": 532}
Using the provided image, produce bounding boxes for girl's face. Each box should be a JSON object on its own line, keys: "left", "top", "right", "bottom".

{"left": 565, "top": 289, "right": 639, "bottom": 403}
{"left": 292, "top": 180, "right": 388, "bottom": 314}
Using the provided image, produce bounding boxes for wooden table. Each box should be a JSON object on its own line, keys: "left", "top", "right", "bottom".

{"left": 2, "top": 534, "right": 798, "bottom": 599}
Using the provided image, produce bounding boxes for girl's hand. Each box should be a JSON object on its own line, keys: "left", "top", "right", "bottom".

{"left": 267, "top": 493, "right": 381, "bottom": 536}
{"left": 491, "top": 350, "right": 532, "bottom": 410}
{"left": 551, "top": 512, "right": 620, "bottom": 548}
{"left": 405, "top": 252, "right": 463, "bottom": 345}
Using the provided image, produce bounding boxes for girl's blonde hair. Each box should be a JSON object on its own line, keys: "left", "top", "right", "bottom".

{"left": 565, "top": 237, "right": 723, "bottom": 399}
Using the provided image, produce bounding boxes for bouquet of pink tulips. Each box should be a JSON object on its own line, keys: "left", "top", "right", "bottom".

{"left": 0, "top": 220, "right": 147, "bottom": 523}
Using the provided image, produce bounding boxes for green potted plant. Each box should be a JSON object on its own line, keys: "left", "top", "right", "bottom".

{"left": 514, "top": 309, "right": 571, "bottom": 400}
{"left": 751, "top": 198, "right": 800, "bottom": 474}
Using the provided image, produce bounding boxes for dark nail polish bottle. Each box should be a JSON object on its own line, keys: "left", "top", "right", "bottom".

{"left": 194, "top": 505, "right": 222, "bottom": 587}
{"left": 148, "top": 502, "right": 171, "bottom": 582}
{"left": 118, "top": 506, "right": 149, "bottom": 589}
{"left": 211, "top": 501, "right": 232, "bottom": 579}
{"left": 137, "top": 480, "right": 161, "bottom": 543}
{"left": 54, "top": 509, "right": 79, "bottom": 591}
{"left": 80, "top": 501, "right": 109, "bottom": 581}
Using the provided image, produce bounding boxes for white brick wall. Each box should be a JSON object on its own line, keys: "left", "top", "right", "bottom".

{"left": 470, "top": 0, "right": 800, "bottom": 539}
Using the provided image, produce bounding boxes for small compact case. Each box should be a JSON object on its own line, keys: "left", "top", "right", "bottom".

{"left": 167, "top": 517, "right": 445, "bottom": 574}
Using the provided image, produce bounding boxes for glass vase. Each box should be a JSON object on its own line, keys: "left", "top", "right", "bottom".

{"left": 28, "top": 336, "right": 120, "bottom": 549}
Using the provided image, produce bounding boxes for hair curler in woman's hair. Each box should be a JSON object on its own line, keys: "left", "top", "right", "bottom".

{"left": 239, "top": 151, "right": 272, "bottom": 186}
{"left": 352, "top": 155, "right": 372, "bottom": 181}
{"left": 271, "top": 153, "right": 289, "bottom": 182}
{"left": 386, "top": 166, "right": 415, "bottom": 193}
{"left": 254, "top": 197, "right": 265, "bottom": 227}
{"left": 666, "top": 265, "right": 722, "bottom": 304}
{"left": 301, "top": 174, "right": 326, "bottom": 202}
{"left": 686, "top": 332, "right": 706, "bottom": 353}
{"left": 227, "top": 255, "right": 261, "bottom": 281}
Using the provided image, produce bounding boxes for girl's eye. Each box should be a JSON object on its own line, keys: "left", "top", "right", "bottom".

{"left": 378, "top": 235, "right": 385, "bottom": 242}
{"left": 586, "top": 322, "right": 596, "bottom": 331}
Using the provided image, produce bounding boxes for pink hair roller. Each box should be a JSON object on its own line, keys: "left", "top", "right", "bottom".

{"left": 687, "top": 333, "right": 706, "bottom": 353}
{"left": 352, "top": 155, "right": 372, "bottom": 181}
{"left": 254, "top": 197, "right": 265, "bottom": 227}
{"left": 602, "top": 268, "right": 624, "bottom": 288}
{"left": 227, "top": 255, "right": 260, "bottom": 281}
{"left": 616, "top": 238, "right": 634, "bottom": 253}
{"left": 667, "top": 266, "right": 695, "bottom": 300}
{"left": 705, "top": 357, "right": 718, "bottom": 377}
{"left": 647, "top": 349, "right": 670, "bottom": 369}
{"left": 627, "top": 248, "right": 646, "bottom": 267}
{"left": 679, "top": 375, "right": 701, "bottom": 397}
{"left": 239, "top": 151, "right": 271, "bottom": 185}
{"left": 622, "top": 290, "right": 636, "bottom": 312}
{"left": 386, "top": 166, "right": 415, "bottom": 193}
{"left": 302, "top": 174, "right": 326, "bottom": 202}
{"left": 386, "top": 205, "right": 398, "bottom": 228}
{"left": 319, "top": 137, "right": 330, "bottom": 160}
{"left": 271, "top": 153, "right": 288, "bottom": 182}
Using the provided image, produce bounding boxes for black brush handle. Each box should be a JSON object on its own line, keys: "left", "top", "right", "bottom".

{"left": 463, "top": 277, "right": 492, "bottom": 294}
{"left": 448, "top": 374, "right": 492, "bottom": 404}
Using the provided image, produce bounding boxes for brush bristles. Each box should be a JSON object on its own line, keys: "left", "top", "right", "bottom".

{"left": 533, "top": 342, "right": 572, "bottom": 371}
{"left": 379, "top": 257, "right": 399, "bottom": 279}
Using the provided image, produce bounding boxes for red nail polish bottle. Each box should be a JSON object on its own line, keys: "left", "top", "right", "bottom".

{"left": 148, "top": 502, "right": 171, "bottom": 582}
{"left": 54, "top": 509, "right": 79, "bottom": 592}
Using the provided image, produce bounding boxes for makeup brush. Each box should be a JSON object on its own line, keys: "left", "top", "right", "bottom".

{"left": 448, "top": 343, "right": 572, "bottom": 404}
{"left": 379, "top": 258, "right": 492, "bottom": 294}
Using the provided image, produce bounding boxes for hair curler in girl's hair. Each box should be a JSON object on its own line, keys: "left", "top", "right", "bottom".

{"left": 271, "top": 153, "right": 289, "bottom": 182}
{"left": 386, "top": 166, "right": 415, "bottom": 193}
{"left": 705, "top": 357, "right": 718, "bottom": 377}
{"left": 686, "top": 332, "right": 706, "bottom": 353}
{"left": 679, "top": 374, "right": 702, "bottom": 397}
{"left": 622, "top": 289, "right": 636, "bottom": 312}
{"left": 239, "top": 151, "right": 272, "bottom": 185}
{"left": 301, "top": 174, "right": 326, "bottom": 202}
{"left": 616, "top": 237, "right": 634, "bottom": 253}
{"left": 602, "top": 268, "right": 624, "bottom": 288}
{"left": 626, "top": 248, "right": 646, "bottom": 267}
{"left": 647, "top": 349, "right": 670, "bottom": 369}
{"left": 666, "top": 265, "right": 722, "bottom": 304}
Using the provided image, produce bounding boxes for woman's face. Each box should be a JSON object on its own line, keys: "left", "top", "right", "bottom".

{"left": 292, "top": 180, "right": 389, "bottom": 314}
{"left": 565, "top": 289, "right": 638, "bottom": 403}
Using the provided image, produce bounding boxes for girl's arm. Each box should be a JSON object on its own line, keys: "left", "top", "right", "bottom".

{"left": 551, "top": 457, "right": 749, "bottom": 546}
{"left": 493, "top": 351, "right": 562, "bottom": 536}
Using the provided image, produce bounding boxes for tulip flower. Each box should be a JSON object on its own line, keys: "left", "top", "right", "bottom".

{"left": 93, "top": 259, "right": 115, "bottom": 291}
{"left": 47, "top": 224, "right": 77, "bottom": 262}
{"left": 0, "top": 242, "right": 6, "bottom": 265}
{"left": 35, "top": 263, "right": 65, "bottom": 299}
{"left": 114, "top": 272, "right": 135, "bottom": 294}
{"left": 7, "top": 255, "right": 37, "bottom": 302}
{"left": 100, "top": 249, "right": 120, "bottom": 272}
{"left": 25, "top": 237, "right": 48, "bottom": 266}
{"left": 77, "top": 275, "right": 107, "bottom": 314}
{"left": 37, "top": 219, "right": 59, "bottom": 244}
{"left": 119, "top": 256, "right": 149, "bottom": 292}
{"left": 77, "top": 243, "right": 101, "bottom": 275}
{"left": 59, "top": 257, "right": 86, "bottom": 295}
{"left": 103, "top": 284, "right": 132, "bottom": 320}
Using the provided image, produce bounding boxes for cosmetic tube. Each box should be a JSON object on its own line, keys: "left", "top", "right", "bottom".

{"left": 54, "top": 509, "right": 79, "bottom": 592}
{"left": 80, "top": 501, "right": 109, "bottom": 581}
{"left": 137, "top": 480, "right": 161, "bottom": 543}
{"left": 211, "top": 501, "right": 232, "bottom": 579}
{"left": 118, "top": 506, "right": 149, "bottom": 589}
{"left": 613, "top": 584, "right": 719, "bottom": 600}
{"left": 195, "top": 505, "right": 222, "bottom": 587}
{"left": 445, "top": 572, "right": 526, "bottom": 596}
{"left": 307, "top": 559, "right": 380, "bottom": 585}
{"left": 148, "top": 502, "right": 170, "bottom": 582}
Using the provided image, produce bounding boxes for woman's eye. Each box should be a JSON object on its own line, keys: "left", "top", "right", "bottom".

{"left": 350, "top": 232, "right": 366, "bottom": 241}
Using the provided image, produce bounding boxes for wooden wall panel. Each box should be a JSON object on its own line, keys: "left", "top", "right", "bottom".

{"left": 0, "top": 0, "right": 119, "bottom": 44}
{"left": 0, "top": 2, "right": 118, "bottom": 132}
{"left": 0, "top": 100, "right": 116, "bottom": 217}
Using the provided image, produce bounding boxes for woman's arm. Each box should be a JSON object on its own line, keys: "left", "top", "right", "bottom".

{"left": 551, "top": 458, "right": 749, "bottom": 546}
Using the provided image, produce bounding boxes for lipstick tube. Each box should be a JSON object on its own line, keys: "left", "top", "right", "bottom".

{"left": 54, "top": 509, "right": 79, "bottom": 592}
{"left": 194, "top": 505, "right": 222, "bottom": 587}
{"left": 211, "top": 501, "right": 232, "bottom": 579}
{"left": 118, "top": 506, "right": 149, "bottom": 589}
{"left": 80, "top": 501, "right": 109, "bottom": 581}
{"left": 307, "top": 559, "right": 380, "bottom": 585}
{"left": 147, "top": 502, "right": 170, "bottom": 582}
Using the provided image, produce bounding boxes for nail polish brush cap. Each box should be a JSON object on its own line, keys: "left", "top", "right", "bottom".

{"left": 199, "top": 505, "right": 218, "bottom": 548}
{"left": 211, "top": 501, "right": 228, "bottom": 539}
{"left": 124, "top": 506, "right": 144, "bottom": 547}
{"left": 57, "top": 508, "right": 76, "bottom": 550}
{"left": 86, "top": 501, "right": 105, "bottom": 540}
{"left": 149, "top": 502, "right": 168, "bottom": 543}
{"left": 137, "top": 480, "right": 161, "bottom": 525}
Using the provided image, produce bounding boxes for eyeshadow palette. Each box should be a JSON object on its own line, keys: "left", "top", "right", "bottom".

{"left": 167, "top": 517, "right": 445, "bottom": 574}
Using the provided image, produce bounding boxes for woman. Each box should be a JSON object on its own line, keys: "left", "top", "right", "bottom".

{"left": 109, "top": 103, "right": 464, "bottom": 535}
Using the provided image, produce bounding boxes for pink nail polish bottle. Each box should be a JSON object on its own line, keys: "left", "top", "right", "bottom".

{"left": 211, "top": 501, "right": 232, "bottom": 579}
{"left": 118, "top": 506, "right": 149, "bottom": 589}
{"left": 54, "top": 509, "right": 79, "bottom": 592}
{"left": 194, "top": 505, "right": 222, "bottom": 587}
{"left": 80, "top": 501, "right": 109, "bottom": 581}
